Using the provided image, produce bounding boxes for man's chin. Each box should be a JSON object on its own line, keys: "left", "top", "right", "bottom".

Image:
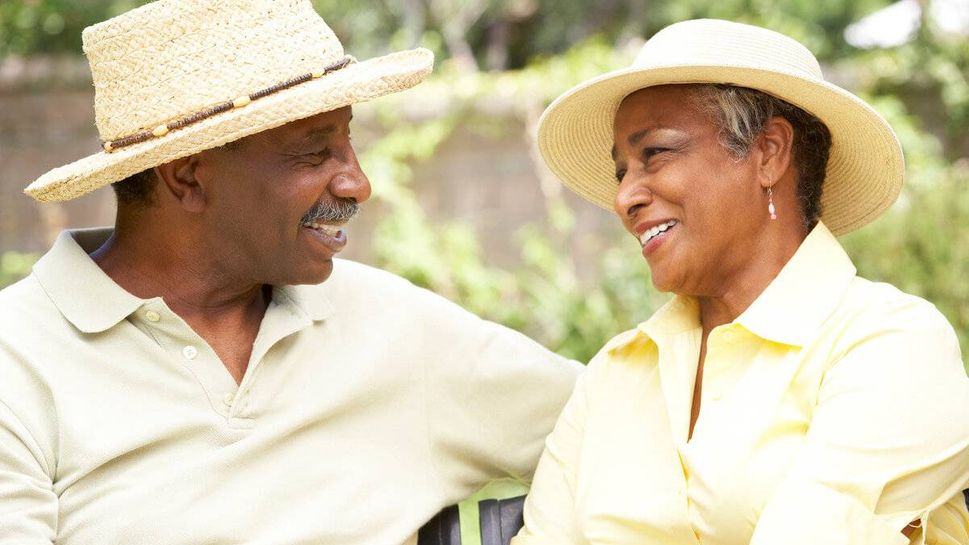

{"left": 275, "top": 260, "right": 335, "bottom": 286}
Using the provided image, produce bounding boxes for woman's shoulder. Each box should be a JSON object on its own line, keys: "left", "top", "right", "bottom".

{"left": 826, "top": 276, "right": 962, "bottom": 364}
{"left": 840, "top": 276, "right": 953, "bottom": 333}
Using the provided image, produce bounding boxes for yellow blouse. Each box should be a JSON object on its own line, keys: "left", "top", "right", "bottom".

{"left": 513, "top": 222, "right": 969, "bottom": 545}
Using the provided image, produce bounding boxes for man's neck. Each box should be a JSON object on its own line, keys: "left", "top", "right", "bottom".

{"left": 90, "top": 224, "right": 270, "bottom": 384}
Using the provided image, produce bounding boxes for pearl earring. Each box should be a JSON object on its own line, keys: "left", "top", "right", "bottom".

{"left": 767, "top": 185, "right": 777, "bottom": 220}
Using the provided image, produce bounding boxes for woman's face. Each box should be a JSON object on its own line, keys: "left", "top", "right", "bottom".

{"left": 612, "top": 85, "right": 768, "bottom": 296}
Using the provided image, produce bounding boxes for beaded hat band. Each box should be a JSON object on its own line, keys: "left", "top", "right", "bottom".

{"left": 25, "top": 0, "right": 433, "bottom": 202}
{"left": 102, "top": 56, "right": 355, "bottom": 153}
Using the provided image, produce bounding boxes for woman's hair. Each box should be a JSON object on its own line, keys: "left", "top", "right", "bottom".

{"left": 688, "top": 84, "right": 832, "bottom": 230}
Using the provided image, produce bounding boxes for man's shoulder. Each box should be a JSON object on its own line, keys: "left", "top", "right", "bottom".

{"left": 0, "top": 273, "right": 66, "bottom": 352}
{"left": 322, "top": 258, "right": 451, "bottom": 308}
{"left": 327, "top": 258, "right": 414, "bottom": 289}
{"left": 0, "top": 274, "right": 51, "bottom": 321}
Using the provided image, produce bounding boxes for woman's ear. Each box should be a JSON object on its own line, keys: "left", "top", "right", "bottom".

{"left": 757, "top": 115, "right": 795, "bottom": 189}
{"left": 154, "top": 155, "right": 206, "bottom": 213}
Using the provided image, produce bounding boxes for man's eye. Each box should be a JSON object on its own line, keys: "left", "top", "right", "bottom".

{"left": 298, "top": 149, "right": 331, "bottom": 165}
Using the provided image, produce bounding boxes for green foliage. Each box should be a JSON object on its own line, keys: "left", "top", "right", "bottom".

{"left": 0, "top": 0, "right": 150, "bottom": 56}
{"left": 358, "top": 34, "right": 969, "bottom": 368}
{"left": 841, "top": 96, "right": 969, "bottom": 357}
{"left": 0, "top": 252, "right": 37, "bottom": 289}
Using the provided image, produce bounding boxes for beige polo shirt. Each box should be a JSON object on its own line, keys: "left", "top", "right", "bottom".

{"left": 0, "top": 229, "right": 581, "bottom": 545}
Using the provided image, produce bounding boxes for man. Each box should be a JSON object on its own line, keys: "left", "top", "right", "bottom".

{"left": 0, "top": 1, "right": 580, "bottom": 543}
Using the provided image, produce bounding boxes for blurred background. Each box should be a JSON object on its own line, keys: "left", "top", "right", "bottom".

{"left": 1, "top": 0, "right": 968, "bottom": 367}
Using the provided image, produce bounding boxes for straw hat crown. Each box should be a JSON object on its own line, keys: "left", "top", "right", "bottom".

{"left": 537, "top": 19, "right": 904, "bottom": 235}
{"left": 25, "top": 0, "right": 433, "bottom": 202}
{"left": 85, "top": 0, "right": 346, "bottom": 142}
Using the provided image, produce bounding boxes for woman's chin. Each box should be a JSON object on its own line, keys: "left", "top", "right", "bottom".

{"left": 647, "top": 271, "right": 678, "bottom": 293}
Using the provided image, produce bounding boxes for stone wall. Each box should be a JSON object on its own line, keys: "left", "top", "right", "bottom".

{"left": 0, "top": 85, "right": 622, "bottom": 270}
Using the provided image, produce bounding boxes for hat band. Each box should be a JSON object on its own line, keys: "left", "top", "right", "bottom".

{"left": 101, "top": 55, "right": 356, "bottom": 153}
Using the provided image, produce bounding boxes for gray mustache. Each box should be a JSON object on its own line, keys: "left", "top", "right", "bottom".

{"left": 300, "top": 198, "right": 358, "bottom": 224}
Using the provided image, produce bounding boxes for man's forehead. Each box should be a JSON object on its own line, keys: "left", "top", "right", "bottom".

{"left": 294, "top": 106, "right": 353, "bottom": 138}
{"left": 255, "top": 106, "right": 354, "bottom": 147}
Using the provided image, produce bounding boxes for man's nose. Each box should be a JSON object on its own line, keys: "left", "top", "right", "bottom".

{"left": 331, "top": 152, "right": 371, "bottom": 204}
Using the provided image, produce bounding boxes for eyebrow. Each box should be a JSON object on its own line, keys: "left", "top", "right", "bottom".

{"left": 610, "top": 128, "right": 653, "bottom": 161}
{"left": 295, "top": 113, "right": 353, "bottom": 147}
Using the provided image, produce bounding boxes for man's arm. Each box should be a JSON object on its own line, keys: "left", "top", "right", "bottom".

{"left": 416, "top": 286, "right": 582, "bottom": 502}
{"left": 0, "top": 399, "right": 57, "bottom": 544}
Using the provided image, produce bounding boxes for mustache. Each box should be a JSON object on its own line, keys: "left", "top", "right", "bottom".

{"left": 300, "top": 198, "right": 359, "bottom": 225}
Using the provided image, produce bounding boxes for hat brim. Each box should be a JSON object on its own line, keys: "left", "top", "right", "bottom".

{"left": 538, "top": 64, "right": 904, "bottom": 235}
{"left": 25, "top": 48, "right": 434, "bottom": 202}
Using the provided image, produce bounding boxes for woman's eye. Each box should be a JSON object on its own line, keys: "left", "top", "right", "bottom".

{"left": 643, "top": 147, "right": 670, "bottom": 160}
{"left": 615, "top": 168, "right": 627, "bottom": 183}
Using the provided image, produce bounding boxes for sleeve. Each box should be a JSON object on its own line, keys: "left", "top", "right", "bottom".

{"left": 0, "top": 399, "right": 58, "bottom": 544}
{"left": 511, "top": 360, "right": 594, "bottom": 545}
{"left": 419, "top": 287, "right": 583, "bottom": 502}
{"left": 750, "top": 303, "right": 969, "bottom": 545}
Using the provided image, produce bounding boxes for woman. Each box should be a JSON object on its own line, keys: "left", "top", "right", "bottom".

{"left": 513, "top": 19, "right": 969, "bottom": 545}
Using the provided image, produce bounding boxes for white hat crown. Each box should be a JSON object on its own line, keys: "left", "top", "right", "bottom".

{"left": 84, "top": 0, "right": 346, "bottom": 141}
{"left": 634, "top": 19, "right": 822, "bottom": 80}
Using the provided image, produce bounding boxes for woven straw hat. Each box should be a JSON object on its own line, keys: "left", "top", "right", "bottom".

{"left": 538, "top": 19, "right": 904, "bottom": 235}
{"left": 24, "top": 0, "right": 434, "bottom": 202}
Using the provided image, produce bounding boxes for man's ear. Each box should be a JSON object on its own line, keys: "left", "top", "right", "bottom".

{"left": 154, "top": 154, "right": 206, "bottom": 213}
{"left": 756, "top": 115, "right": 795, "bottom": 189}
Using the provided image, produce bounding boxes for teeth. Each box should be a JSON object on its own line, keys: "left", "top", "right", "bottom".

{"left": 639, "top": 220, "right": 677, "bottom": 246}
{"left": 302, "top": 222, "right": 342, "bottom": 237}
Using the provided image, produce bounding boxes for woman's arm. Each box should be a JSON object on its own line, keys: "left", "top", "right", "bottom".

{"left": 511, "top": 361, "right": 595, "bottom": 545}
{"left": 750, "top": 302, "right": 969, "bottom": 545}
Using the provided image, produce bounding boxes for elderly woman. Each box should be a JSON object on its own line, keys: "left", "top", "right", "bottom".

{"left": 512, "top": 19, "right": 969, "bottom": 545}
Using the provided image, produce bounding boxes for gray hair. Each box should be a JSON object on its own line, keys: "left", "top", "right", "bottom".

{"left": 687, "top": 84, "right": 832, "bottom": 229}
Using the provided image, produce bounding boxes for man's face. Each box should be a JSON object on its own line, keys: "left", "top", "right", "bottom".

{"left": 192, "top": 106, "right": 370, "bottom": 286}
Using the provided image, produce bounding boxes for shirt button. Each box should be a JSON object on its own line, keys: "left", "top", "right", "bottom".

{"left": 222, "top": 393, "right": 234, "bottom": 406}
{"left": 182, "top": 345, "right": 198, "bottom": 360}
{"left": 145, "top": 310, "right": 161, "bottom": 322}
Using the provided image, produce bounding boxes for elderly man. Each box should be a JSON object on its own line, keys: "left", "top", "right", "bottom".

{"left": 0, "top": 1, "right": 581, "bottom": 544}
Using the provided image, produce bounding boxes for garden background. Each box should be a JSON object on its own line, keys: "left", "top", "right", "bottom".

{"left": 2, "top": 0, "right": 968, "bottom": 541}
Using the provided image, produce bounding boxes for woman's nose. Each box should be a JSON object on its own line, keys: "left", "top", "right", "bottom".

{"left": 614, "top": 175, "right": 653, "bottom": 221}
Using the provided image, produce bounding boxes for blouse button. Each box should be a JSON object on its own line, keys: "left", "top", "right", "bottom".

{"left": 145, "top": 310, "right": 161, "bottom": 322}
{"left": 182, "top": 345, "right": 198, "bottom": 360}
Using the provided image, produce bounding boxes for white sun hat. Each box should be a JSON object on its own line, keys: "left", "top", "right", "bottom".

{"left": 537, "top": 18, "right": 904, "bottom": 235}
{"left": 24, "top": 0, "right": 434, "bottom": 203}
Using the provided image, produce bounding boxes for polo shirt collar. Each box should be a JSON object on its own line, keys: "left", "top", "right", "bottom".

{"left": 275, "top": 284, "right": 334, "bottom": 321}
{"left": 33, "top": 229, "right": 335, "bottom": 333}
{"left": 735, "top": 221, "right": 856, "bottom": 347}
{"left": 606, "top": 221, "right": 856, "bottom": 353}
{"left": 32, "top": 228, "right": 144, "bottom": 334}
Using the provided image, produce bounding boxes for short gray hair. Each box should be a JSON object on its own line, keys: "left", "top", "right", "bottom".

{"left": 687, "top": 84, "right": 831, "bottom": 229}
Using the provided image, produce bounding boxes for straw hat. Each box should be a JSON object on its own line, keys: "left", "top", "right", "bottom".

{"left": 24, "top": 0, "right": 434, "bottom": 202}
{"left": 537, "top": 19, "right": 904, "bottom": 235}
